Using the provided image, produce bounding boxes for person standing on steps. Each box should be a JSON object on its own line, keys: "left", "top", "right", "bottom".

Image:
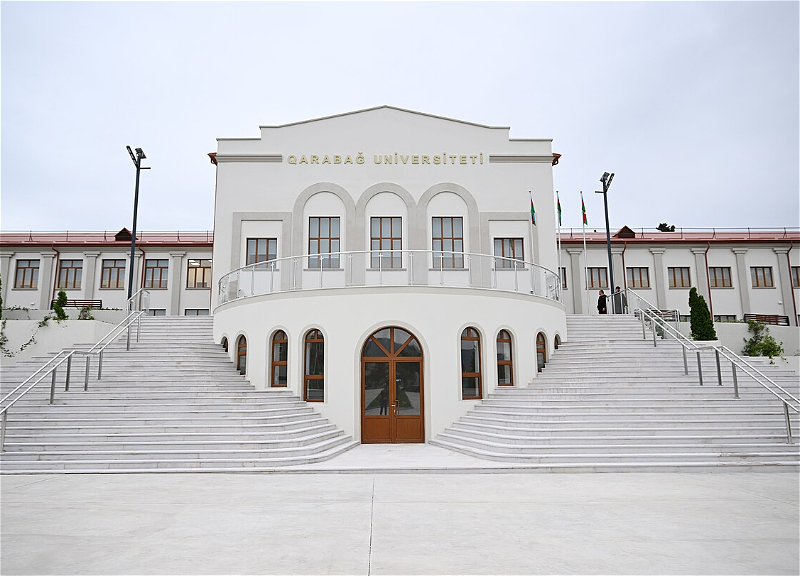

{"left": 597, "top": 289, "right": 608, "bottom": 314}
{"left": 612, "top": 286, "right": 628, "bottom": 314}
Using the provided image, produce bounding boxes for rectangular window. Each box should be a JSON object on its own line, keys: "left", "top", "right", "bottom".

{"left": 14, "top": 259, "right": 40, "bottom": 289}
{"left": 668, "top": 267, "right": 691, "bottom": 288}
{"left": 57, "top": 259, "right": 83, "bottom": 290}
{"left": 751, "top": 266, "right": 774, "bottom": 288}
{"left": 370, "top": 217, "right": 402, "bottom": 268}
{"left": 709, "top": 267, "right": 732, "bottom": 288}
{"left": 146, "top": 309, "right": 166, "bottom": 316}
{"left": 100, "top": 259, "right": 126, "bottom": 289}
{"left": 586, "top": 267, "right": 608, "bottom": 289}
{"left": 713, "top": 315, "right": 737, "bottom": 323}
{"left": 184, "top": 309, "right": 209, "bottom": 316}
{"left": 679, "top": 314, "right": 691, "bottom": 323}
{"left": 493, "top": 238, "right": 524, "bottom": 269}
{"left": 559, "top": 267, "right": 568, "bottom": 290}
{"left": 246, "top": 238, "right": 277, "bottom": 268}
{"left": 144, "top": 259, "right": 169, "bottom": 289}
{"left": 308, "top": 217, "right": 340, "bottom": 269}
{"left": 187, "top": 259, "right": 212, "bottom": 289}
{"left": 792, "top": 266, "right": 800, "bottom": 288}
{"left": 626, "top": 267, "right": 650, "bottom": 289}
{"left": 432, "top": 217, "right": 464, "bottom": 269}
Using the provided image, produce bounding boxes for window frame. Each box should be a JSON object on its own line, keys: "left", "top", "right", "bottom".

{"left": 186, "top": 258, "right": 212, "bottom": 289}
{"left": 713, "top": 315, "right": 737, "bottom": 323}
{"left": 460, "top": 327, "right": 482, "bottom": 400}
{"left": 57, "top": 259, "right": 83, "bottom": 290}
{"left": 496, "top": 330, "right": 514, "bottom": 387}
{"left": 14, "top": 259, "right": 40, "bottom": 289}
{"left": 559, "top": 267, "right": 568, "bottom": 290}
{"left": 750, "top": 266, "right": 774, "bottom": 288}
{"left": 184, "top": 309, "right": 209, "bottom": 316}
{"left": 308, "top": 217, "right": 340, "bottom": 269}
{"left": 271, "top": 330, "right": 289, "bottom": 388}
{"left": 708, "top": 267, "right": 732, "bottom": 288}
{"left": 432, "top": 217, "right": 465, "bottom": 269}
{"left": 668, "top": 267, "right": 692, "bottom": 289}
{"left": 236, "top": 335, "right": 247, "bottom": 375}
{"left": 246, "top": 238, "right": 277, "bottom": 269}
{"left": 144, "top": 259, "right": 169, "bottom": 290}
{"left": 493, "top": 238, "right": 524, "bottom": 269}
{"left": 586, "top": 267, "right": 608, "bottom": 289}
{"left": 100, "top": 259, "right": 126, "bottom": 290}
{"left": 792, "top": 266, "right": 800, "bottom": 289}
{"left": 303, "top": 329, "right": 325, "bottom": 401}
{"left": 370, "top": 216, "right": 402, "bottom": 269}
{"left": 626, "top": 267, "right": 650, "bottom": 289}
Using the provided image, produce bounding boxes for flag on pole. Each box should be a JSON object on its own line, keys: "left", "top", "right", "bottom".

{"left": 581, "top": 192, "right": 588, "bottom": 225}
{"left": 529, "top": 191, "right": 536, "bottom": 226}
{"left": 556, "top": 191, "right": 562, "bottom": 226}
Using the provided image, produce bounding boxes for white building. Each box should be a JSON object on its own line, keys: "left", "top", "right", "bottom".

{"left": 2, "top": 106, "right": 798, "bottom": 444}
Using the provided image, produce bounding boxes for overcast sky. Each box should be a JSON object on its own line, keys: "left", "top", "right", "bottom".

{"left": 2, "top": 1, "right": 798, "bottom": 233}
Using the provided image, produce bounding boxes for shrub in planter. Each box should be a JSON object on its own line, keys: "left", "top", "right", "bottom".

{"left": 688, "top": 287, "right": 716, "bottom": 341}
{"left": 742, "top": 320, "right": 784, "bottom": 361}
{"left": 53, "top": 290, "right": 69, "bottom": 321}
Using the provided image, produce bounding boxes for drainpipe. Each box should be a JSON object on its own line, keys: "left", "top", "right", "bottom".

{"left": 51, "top": 244, "right": 60, "bottom": 308}
{"left": 138, "top": 244, "right": 146, "bottom": 302}
{"left": 788, "top": 241, "right": 797, "bottom": 326}
{"left": 704, "top": 241, "right": 713, "bottom": 317}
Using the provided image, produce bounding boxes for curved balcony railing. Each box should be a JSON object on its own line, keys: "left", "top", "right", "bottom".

{"left": 217, "top": 250, "right": 562, "bottom": 307}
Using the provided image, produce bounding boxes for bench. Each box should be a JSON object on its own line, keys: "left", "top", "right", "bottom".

{"left": 744, "top": 314, "right": 789, "bottom": 326}
{"left": 51, "top": 299, "right": 102, "bottom": 309}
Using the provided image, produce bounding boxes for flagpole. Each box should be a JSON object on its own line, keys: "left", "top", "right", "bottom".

{"left": 556, "top": 191, "right": 562, "bottom": 299}
{"left": 581, "top": 191, "right": 589, "bottom": 315}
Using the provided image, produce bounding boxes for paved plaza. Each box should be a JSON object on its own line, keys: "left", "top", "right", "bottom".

{"left": 1, "top": 446, "right": 798, "bottom": 575}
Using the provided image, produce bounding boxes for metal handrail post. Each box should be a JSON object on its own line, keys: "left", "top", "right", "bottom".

{"left": 640, "top": 312, "right": 646, "bottom": 339}
{"left": 319, "top": 256, "right": 324, "bottom": 288}
{"left": 379, "top": 252, "right": 383, "bottom": 285}
{"left": 514, "top": 261, "right": 519, "bottom": 292}
{"left": 0, "top": 411, "right": 7, "bottom": 452}
{"left": 50, "top": 368, "right": 57, "bottom": 404}
{"left": 784, "top": 402, "right": 794, "bottom": 443}
{"left": 270, "top": 261, "right": 275, "bottom": 292}
{"left": 682, "top": 346, "right": 688, "bottom": 375}
{"left": 97, "top": 351, "right": 103, "bottom": 380}
{"left": 85, "top": 355, "right": 91, "bottom": 390}
{"left": 65, "top": 355, "right": 72, "bottom": 391}
{"left": 731, "top": 361, "right": 739, "bottom": 399}
{"left": 696, "top": 352, "right": 704, "bottom": 386}
{"left": 651, "top": 319, "right": 657, "bottom": 347}
{"left": 126, "top": 320, "right": 131, "bottom": 351}
{"left": 137, "top": 312, "right": 142, "bottom": 342}
{"left": 715, "top": 349, "right": 723, "bottom": 386}
{"left": 439, "top": 254, "right": 444, "bottom": 285}
{"left": 251, "top": 267, "right": 255, "bottom": 296}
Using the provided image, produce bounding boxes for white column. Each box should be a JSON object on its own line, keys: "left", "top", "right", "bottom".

{"left": 0, "top": 250, "right": 13, "bottom": 304}
{"left": 649, "top": 248, "right": 666, "bottom": 309}
{"left": 39, "top": 252, "right": 57, "bottom": 310}
{"left": 691, "top": 248, "right": 711, "bottom": 313}
{"left": 732, "top": 248, "right": 751, "bottom": 315}
{"left": 170, "top": 251, "right": 186, "bottom": 316}
{"left": 567, "top": 248, "right": 584, "bottom": 314}
{"left": 773, "top": 248, "right": 796, "bottom": 326}
{"left": 83, "top": 251, "right": 100, "bottom": 300}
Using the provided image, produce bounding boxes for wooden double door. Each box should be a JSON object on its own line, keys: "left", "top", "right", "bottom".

{"left": 361, "top": 327, "right": 424, "bottom": 443}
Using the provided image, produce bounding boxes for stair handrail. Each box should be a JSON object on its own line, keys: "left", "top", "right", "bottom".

{"left": 0, "top": 292, "right": 150, "bottom": 452}
{"left": 626, "top": 288, "right": 679, "bottom": 325}
{"left": 636, "top": 307, "right": 798, "bottom": 443}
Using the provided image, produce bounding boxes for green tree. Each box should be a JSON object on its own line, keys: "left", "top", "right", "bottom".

{"left": 53, "top": 290, "right": 69, "bottom": 321}
{"left": 657, "top": 223, "right": 676, "bottom": 232}
{"left": 742, "top": 320, "right": 784, "bottom": 360}
{"left": 688, "top": 287, "right": 716, "bottom": 340}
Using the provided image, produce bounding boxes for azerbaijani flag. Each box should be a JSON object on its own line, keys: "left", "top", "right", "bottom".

{"left": 556, "top": 191, "right": 562, "bottom": 226}
{"left": 529, "top": 191, "right": 536, "bottom": 226}
{"left": 581, "top": 192, "right": 588, "bottom": 225}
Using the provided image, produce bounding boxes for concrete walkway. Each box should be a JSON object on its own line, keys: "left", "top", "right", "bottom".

{"left": 2, "top": 467, "right": 798, "bottom": 575}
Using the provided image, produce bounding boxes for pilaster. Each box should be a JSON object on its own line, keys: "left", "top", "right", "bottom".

{"left": 83, "top": 252, "right": 100, "bottom": 300}
{"left": 649, "top": 248, "right": 666, "bottom": 309}
{"left": 773, "top": 248, "right": 796, "bottom": 326}
{"left": 732, "top": 248, "right": 750, "bottom": 314}
{"left": 691, "top": 248, "right": 711, "bottom": 313}
{"left": 0, "top": 250, "right": 13, "bottom": 304}
{"left": 170, "top": 252, "right": 186, "bottom": 315}
{"left": 567, "top": 248, "right": 585, "bottom": 314}
{"left": 39, "top": 252, "right": 57, "bottom": 310}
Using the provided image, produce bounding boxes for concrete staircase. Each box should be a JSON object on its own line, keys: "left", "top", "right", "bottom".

{"left": 0, "top": 316, "right": 357, "bottom": 473}
{"left": 431, "top": 315, "right": 800, "bottom": 471}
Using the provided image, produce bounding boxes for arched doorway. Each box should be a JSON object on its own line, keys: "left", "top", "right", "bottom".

{"left": 236, "top": 335, "right": 247, "bottom": 375}
{"left": 221, "top": 337, "right": 228, "bottom": 352}
{"left": 536, "top": 332, "right": 547, "bottom": 372}
{"left": 554, "top": 334, "right": 561, "bottom": 350}
{"left": 361, "top": 326, "right": 424, "bottom": 443}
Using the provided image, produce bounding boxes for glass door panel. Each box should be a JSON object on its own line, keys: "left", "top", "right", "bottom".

{"left": 364, "top": 362, "right": 390, "bottom": 416}
{"left": 394, "top": 361, "right": 421, "bottom": 416}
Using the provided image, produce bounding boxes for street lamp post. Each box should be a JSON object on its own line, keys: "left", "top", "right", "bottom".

{"left": 596, "top": 172, "right": 615, "bottom": 312}
{"left": 125, "top": 146, "right": 150, "bottom": 302}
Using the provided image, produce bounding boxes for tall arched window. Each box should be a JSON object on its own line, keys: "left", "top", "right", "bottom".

{"left": 236, "top": 336, "right": 247, "bottom": 375}
{"left": 271, "top": 330, "right": 288, "bottom": 387}
{"left": 304, "top": 329, "right": 324, "bottom": 401}
{"left": 460, "top": 327, "right": 482, "bottom": 399}
{"left": 496, "top": 330, "right": 514, "bottom": 386}
{"left": 221, "top": 337, "right": 228, "bottom": 352}
{"left": 536, "top": 332, "right": 547, "bottom": 372}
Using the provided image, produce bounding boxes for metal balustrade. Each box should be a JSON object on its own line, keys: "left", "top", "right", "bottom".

{"left": 0, "top": 289, "right": 151, "bottom": 451}
{"left": 217, "top": 250, "right": 562, "bottom": 306}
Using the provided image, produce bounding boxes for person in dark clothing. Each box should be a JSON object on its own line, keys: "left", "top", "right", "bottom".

{"left": 597, "top": 290, "right": 608, "bottom": 314}
{"left": 612, "top": 286, "right": 628, "bottom": 314}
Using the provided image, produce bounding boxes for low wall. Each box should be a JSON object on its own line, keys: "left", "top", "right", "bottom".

{"left": 1, "top": 319, "right": 117, "bottom": 365}
{"left": 2, "top": 309, "right": 126, "bottom": 324}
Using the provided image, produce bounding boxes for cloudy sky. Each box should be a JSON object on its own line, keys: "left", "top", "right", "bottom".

{"left": 2, "top": 1, "right": 798, "bottom": 233}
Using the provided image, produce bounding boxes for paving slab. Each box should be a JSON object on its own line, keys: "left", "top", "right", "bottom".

{"left": 1, "top": 470, "right": 798, "bottom": 575}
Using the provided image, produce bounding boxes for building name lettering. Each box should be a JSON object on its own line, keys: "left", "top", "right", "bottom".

{"left": 286, "top": 152, "right": 485, "bottom": 166}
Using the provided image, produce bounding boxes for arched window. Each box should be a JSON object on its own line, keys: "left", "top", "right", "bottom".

{"left": 496, "top": 330, "right": 514, "bottom": 386}
{"left": 271, "top": 330, "right": 288, "bottom": 387}
{"left": 236, "top": 336, "right": 247, "bottom": 375}
{"left": 460, "top": 327, "right": 482, "bottom": 399}
{"left": 554, "top": 335, "right": 561, "bottom": 350}
{"left": 221, "top": 337, "right": 228, "bottom": 352}
{"left": 536, "top": 332, "right": 547, "bottom": 372}
{"left": 304, "top": 329, "right": 324, "bottom": 401}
